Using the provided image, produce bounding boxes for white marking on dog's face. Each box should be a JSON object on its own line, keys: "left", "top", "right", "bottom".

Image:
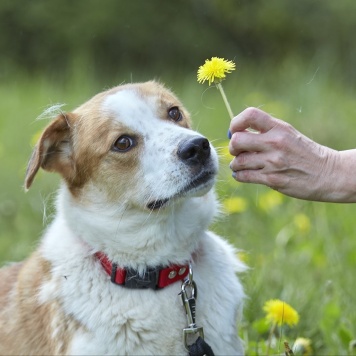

{"left": 99, "top": 83, "right": 218, "bottom": 211}
{"left": 32, "top": 81, "right": 216, "bottom": 215}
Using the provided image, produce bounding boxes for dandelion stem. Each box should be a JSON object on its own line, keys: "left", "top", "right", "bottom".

{"left": 216, "top": 82, "right": 234, "bottom": 120}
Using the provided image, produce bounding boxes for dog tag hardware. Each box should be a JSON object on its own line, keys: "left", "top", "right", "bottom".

{"left": 181, "top": 280, "right": 204, "bottom": 347}
{"left": 179, "top": 264, "right": 215, "bottom": 356}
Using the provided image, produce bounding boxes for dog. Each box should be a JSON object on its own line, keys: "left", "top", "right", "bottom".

{"left": 0, "top": 81, "right": 245, "bottom": 355}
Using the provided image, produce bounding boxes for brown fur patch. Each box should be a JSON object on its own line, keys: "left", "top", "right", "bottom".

{"left": 25, "top": 113, "right": 75, "bottom": 190}
{"left": 0, "top": 252, "right": 79, "bottom": 354}
{"left": 135, "top": 81, "right": 192, "bottom": 129}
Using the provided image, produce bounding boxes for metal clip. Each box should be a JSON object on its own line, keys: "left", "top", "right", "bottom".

{"left": 180, "top": 264, "right": 204, "bottom": 350}
{"left": 181, "top": 279, "right": 198, "bottom": 326}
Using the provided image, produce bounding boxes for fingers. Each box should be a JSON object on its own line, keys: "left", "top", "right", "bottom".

{"left": 228, "top": 107, "right": 290, "bottom": 190}
{"left": 229, "top": 152, "right": 265, "bottom": 172}
{"left": 232, "top": 169, "right": 265, "bottom": 185}
{"left": 229, "top": 151, "right": 285, "bottom": 189}
{"left": 230, "top": 107, "right": 278, "bottom": 134}
{"left": 229, "top": 131, "right": 266, "bottom": 156}
{"left": 230, "top": 159, "right": 285, "bottom": 190}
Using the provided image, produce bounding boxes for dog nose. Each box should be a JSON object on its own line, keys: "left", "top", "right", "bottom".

{"left": 177, "top": 136, "right": 211, "bottom": 166}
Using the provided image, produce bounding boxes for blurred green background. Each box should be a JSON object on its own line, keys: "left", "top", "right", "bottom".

{"left": 1, "top": 0, "right": 356, "bottom": 354}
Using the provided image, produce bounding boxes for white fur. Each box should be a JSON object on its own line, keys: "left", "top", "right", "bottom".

{"left": 103, "top": 90, "right": 215, "bottom": 208}
{"left": 34, "top": 83, "right": 246, "bottom": 354}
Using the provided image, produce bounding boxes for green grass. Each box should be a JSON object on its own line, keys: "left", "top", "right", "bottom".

{"left": 1, "top": 61, "right": 356, "bottom": 354}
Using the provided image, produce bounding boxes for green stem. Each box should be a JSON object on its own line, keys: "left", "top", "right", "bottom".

{"left": 216, "top": 82, "right": 234, "bottom": 120}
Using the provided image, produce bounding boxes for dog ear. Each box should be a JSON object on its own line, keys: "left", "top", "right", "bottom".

{"left": 25, "top": 113, "right": 76, "bottom": 190}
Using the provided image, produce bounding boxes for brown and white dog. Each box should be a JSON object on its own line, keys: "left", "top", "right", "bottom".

{"left": 0, "top": 81, "right": 245, "bottom": 355}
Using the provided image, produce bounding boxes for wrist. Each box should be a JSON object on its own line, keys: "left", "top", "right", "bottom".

{"left": 320, "top": 149, "right": 356, "bottom": 203}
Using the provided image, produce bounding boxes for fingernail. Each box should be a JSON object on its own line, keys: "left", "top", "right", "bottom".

{"left": 227, "top": 129, "right": 232, "bottom": 139}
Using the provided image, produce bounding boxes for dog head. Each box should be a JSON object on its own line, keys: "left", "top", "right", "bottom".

{"left": 25, "top": 81, "right": 218, "bottom": 215}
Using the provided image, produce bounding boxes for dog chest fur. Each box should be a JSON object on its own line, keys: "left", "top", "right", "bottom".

{"left": 36, "top": 218, "right": 244, "bottom": 354}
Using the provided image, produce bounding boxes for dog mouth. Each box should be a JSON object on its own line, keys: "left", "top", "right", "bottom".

{"left": 146, "top": 170, "right": 216, "bottom": 210}
{"left": 147, "top": 198, "right": 170, "bottom": 210}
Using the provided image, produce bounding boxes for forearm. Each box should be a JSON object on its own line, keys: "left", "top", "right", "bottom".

{"left": 268, "top": 146, "right": 356, "bottom": 203}
{"left": 320, "top": 149, "right": 356, "bottom": 203}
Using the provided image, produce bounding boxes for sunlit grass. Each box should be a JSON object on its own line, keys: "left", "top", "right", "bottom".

{"left": 1, "top": 61, "right": 356, "bottom": 354}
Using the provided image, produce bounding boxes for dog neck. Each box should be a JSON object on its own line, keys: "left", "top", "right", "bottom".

{"left": 55, "top": 184, "right": 218, "bottom": 271}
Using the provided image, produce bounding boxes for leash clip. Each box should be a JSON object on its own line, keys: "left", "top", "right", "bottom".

{"left": 180, "top": 264, "right": 204, "bottom": 350}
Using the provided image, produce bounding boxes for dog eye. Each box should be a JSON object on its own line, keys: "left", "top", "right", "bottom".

{"left": 112, "top": 135, "right": 135, "bottom": 152}
{"left": 168, "top": 107, "right": 182, "bottom": 122}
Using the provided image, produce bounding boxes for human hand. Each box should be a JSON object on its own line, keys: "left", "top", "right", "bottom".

{"left": 228, "top": 107, "right": 346, "bottom": 202}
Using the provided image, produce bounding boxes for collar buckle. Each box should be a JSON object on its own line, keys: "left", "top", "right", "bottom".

{"left": 110, "top": 262, "right": 160, "bottom": 289}
{"left": 123, "top": 266, "right": 160, "bottom": 290}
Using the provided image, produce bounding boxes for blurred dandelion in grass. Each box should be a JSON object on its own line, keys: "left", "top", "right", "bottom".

{"left": 264, "top": 299, "right": 299, "bottom": 354}
{"left": 258, "top": 190, "right": 284, "bottom": 212}
{"left": 197, "top": 57, "right": 236, "bottom": 120}
{"left": 292, "top": 337, "right": 313, "bottom": 355}
{"left": 223, "top": 196, "right": 248, "bottom": 214}
{"left": 263, "top": 299, "right": 299, "bottom": 327}
{"left": 293, "top": 213, "right": 311, "bottom": 233}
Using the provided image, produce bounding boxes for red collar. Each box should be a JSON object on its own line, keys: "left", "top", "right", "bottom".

{"left": 95, "top": 252, "right": 189, "bottom": 290}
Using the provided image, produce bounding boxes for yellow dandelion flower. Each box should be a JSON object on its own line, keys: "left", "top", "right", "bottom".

{"left": 197, "top": 57, "right": 236, "bottom": 120}
{"left": 197, "top": 57, "right": 236, "bottom": 86}
{"left": 263, "top": 299, "right": 299, "bottom": 327}
{"left": 293, "top": 337, "right": 313, "bottom": 355}
{"left": 223, "top": 196, "right": 248, "bottom": 214}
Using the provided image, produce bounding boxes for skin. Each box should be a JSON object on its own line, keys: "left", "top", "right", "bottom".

{"left": 228, "top": 107, "right": 356, "bottom": 203}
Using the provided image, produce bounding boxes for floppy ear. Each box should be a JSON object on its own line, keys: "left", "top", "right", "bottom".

{"left": 25, "top": 113, "right": 75, "bottom": 190}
